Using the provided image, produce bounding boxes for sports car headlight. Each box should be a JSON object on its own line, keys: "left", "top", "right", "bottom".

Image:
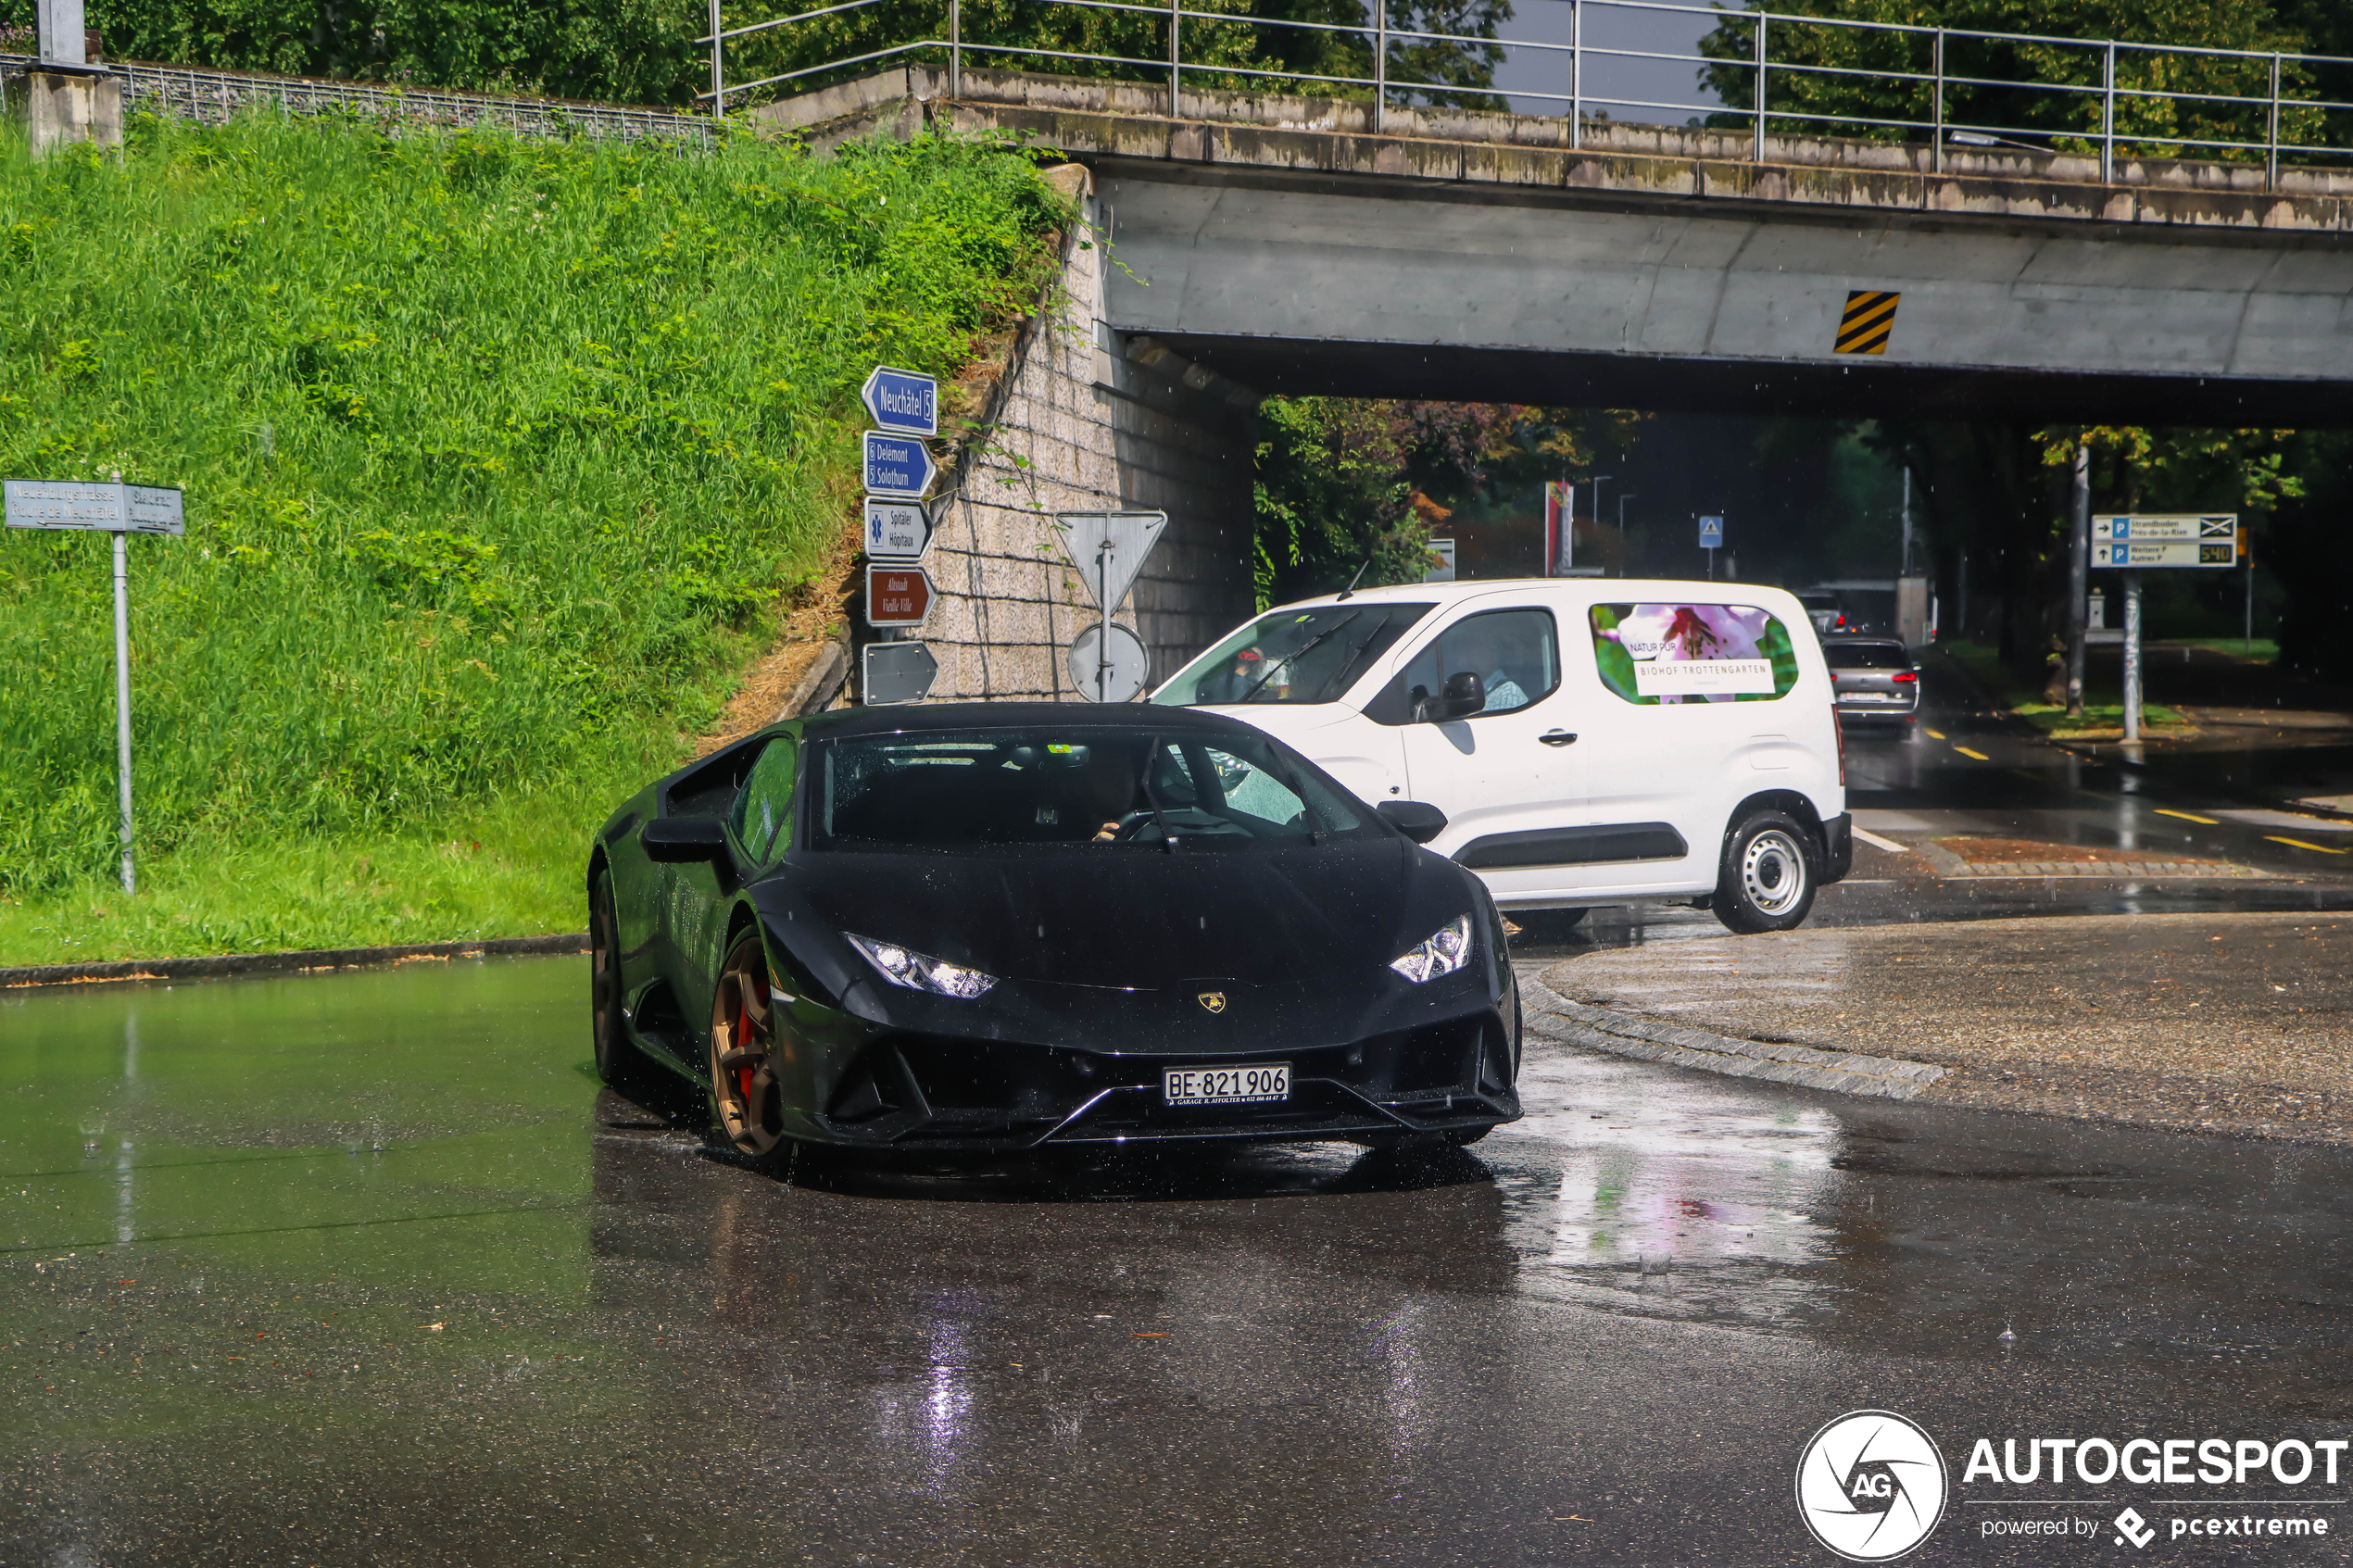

{"left": 1390, "top": 914, "right": 1473, "bottom": 984}
{"left": 846, "top": 934, "right": 998, "bottom": 999}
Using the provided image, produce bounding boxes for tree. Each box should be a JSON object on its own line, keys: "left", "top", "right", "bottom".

{"left": 1696, "top": 1, "right": 2330, "bottom": 166}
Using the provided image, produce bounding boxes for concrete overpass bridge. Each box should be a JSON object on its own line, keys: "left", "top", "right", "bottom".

{"left": 756, "top": 64, "right": 2353, "bottom": 701}
{"left": 774, "top": 65, "right": 2353, "bottom": 427}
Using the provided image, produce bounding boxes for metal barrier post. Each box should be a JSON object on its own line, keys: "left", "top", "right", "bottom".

{"left": 2266, "top": 52, "right": 2281, "bottom": 191}
{"left": 950, "top": 0, "right": 962, "bottom": 98}
{"left": 1753, "top": 13, "right": 1768, "bottom": 162}
{"left": 1568, "top": 0, "right": 1580, "bottom": 149}
{"left": 1374, "top": 0, "right": 1386, "bottom": 133}
{"left": 1931, "top": 30, "right": 1944, "bottom": 172}
{"left": 709, "top": 0, "right": 724, "bottom": 118}
{"left": 1168, "top": 0, "right": 1180, "bottom": 118}
{"left": 2101, "top": 40, "right": 2116, "bottom": 182}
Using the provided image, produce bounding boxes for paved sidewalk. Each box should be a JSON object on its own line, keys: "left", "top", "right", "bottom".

{"left": 1538, "top": 911, "right": 2353, "bottom": 1145}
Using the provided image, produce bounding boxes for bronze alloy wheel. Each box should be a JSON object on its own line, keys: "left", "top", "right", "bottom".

{"left": 710, "top": 933, "right": 789, "bottom": 1160}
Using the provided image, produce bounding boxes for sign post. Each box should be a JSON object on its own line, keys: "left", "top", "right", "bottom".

{"left": 5, "top": 476, "right": 184, "bottom": 894}
{"left": 1698, "top": 515, "right": 1724, "bottom": 580}
{"left": 857, "top": 363, "right": 940, "bottom": 702}
{"left": 1053, "top": 510, "right": 1166, "bottom": 703}
{"left": 2091, "top": 514, "right": 2240, "bottom": 742}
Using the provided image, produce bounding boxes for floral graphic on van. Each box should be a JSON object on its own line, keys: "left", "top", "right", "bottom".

{"left": 1591, "top": 603, "right": 1800, "bottom": 704}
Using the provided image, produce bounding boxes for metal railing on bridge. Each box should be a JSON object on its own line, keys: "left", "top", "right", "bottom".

{"left": 0, "top": 52, "right": 713, "bottom": 144}
{"left": 697, "top": 0, "right": 2353, "bottom": 187}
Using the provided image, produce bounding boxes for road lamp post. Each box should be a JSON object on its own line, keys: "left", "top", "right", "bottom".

{"left": 1617, "top": 493, "right": 1637, "bottom": 575}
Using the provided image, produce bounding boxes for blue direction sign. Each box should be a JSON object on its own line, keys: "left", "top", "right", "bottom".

{"left": 1698, "top": 515, "right": 1724, "bottom": 547}
{"left": 863, "top": 430, "right": 937, "bottom": 499}
{"left": 862, "top": 366, "right": 938, "bottom": 436}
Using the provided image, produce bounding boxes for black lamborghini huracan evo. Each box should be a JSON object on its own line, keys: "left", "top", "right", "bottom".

{"left": 588, "top": 702, "right": 1521, "bottom": 1161}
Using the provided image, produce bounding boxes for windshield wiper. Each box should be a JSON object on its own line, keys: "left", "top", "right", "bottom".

{"left": 1232, "top": 611, "right": 1362, "bottom": 704}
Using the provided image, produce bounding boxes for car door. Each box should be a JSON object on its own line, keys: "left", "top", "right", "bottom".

{"left": 1388, "top": 602, "right": 1591, "bottom": 902}
{"left": 1572, "top": 596, "right": 1807, "bottom": 896}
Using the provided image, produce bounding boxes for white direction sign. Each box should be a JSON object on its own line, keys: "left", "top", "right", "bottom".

{"left": 5, "top": 479, "right": 185, "bottom": 535}
{"left": 1068, "top": 621, "right": 1150, "bottom": 704}
{"left": 862, "top": 641, "right": 938, "bottom": 706}
{"left": 1053, "top": 509, "right": 1167, "bottom": 614}
{"left": 862, "top": 431, "right": 937, "bottom": 500}
{"left": 2093, "top": 513, "right": 2239, "bottom": 569}
{"left": 863, "top": 496, "right": 932, "bottom": 560}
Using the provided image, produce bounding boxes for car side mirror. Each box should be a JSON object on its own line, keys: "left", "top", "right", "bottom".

{"left": 1440, "top": 670, "right": 1486, "bottom": 719}
{"left": 642, "top": 815, "right": 730, "bottom": 863}
{"left": 1377, "top": 799, "right": 1448, "bottom": 845}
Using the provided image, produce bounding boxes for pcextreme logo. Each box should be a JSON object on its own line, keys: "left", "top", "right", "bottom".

{"left": 1796, "top": 1410, "right": 1951, "bottom": 1562}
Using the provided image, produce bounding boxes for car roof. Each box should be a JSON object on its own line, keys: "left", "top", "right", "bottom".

{"left": 1260, "top": 576, "right": 1809, "bottom": 612}
{"left": 799, "top": 700, "right": 1275, "bottom": 740}
{"left": 1820, "top": 635, "right": 1910, "bottom": 650}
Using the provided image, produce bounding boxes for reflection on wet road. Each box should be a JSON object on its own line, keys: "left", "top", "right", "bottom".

{"left": 5, "top": 957, "right": 2348, "bottom": 1563}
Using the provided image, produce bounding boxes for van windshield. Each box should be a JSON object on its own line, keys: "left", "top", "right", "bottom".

{"left": 1153, "top": 603, "right": 1433, "bottom": 707}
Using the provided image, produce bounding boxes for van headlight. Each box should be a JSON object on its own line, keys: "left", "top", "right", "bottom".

{"left": 1390, "top": 915, "right": 1473, "bottom": 984}
{"left": 847, "top": 934, "right": 998, "bottom": 999}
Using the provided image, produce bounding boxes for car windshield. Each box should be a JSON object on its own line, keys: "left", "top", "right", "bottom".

{"left": 1152, "top": 602, "right": 1432, "bottom": 707}
{"left": 809, "top": 727, "right": 1370, "bottom": 851}
{"left": 1826, "top": 643, "right": 1910, "bottom": 670}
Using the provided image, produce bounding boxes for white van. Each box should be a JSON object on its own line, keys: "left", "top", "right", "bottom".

{"left": 1150, "top": 578, "right": 1852, "bottom": 934}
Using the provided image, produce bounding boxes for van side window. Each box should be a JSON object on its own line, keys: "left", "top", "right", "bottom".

{"left": 728, "top": 734, "right": 799, "bottom": 862}
{"left": 1589, "top": 603, "right": 1800, "bottom": 704}
{"left": 1392, "top": 608, "right": 1561, "bottom": 718}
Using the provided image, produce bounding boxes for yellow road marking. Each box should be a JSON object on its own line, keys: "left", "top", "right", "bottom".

{"left": 2155, "top": 809, "right": 2220, "bottom": 824}
{"left": 1924, "top": 728, "right": 1946, "bottom": 740}
{"left": 1954, "top": 746, "right": 1989, "bottom": 760}
{"left": 2266, "top": 835, "right": 2347, "bottom": 854}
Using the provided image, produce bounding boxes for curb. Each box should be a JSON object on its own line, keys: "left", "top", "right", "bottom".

{"left": 0, "top": 932, "right": 591, "bottom": 991}
{"left": 1521, "top": 974, "right": 1947, "bottom": 1102}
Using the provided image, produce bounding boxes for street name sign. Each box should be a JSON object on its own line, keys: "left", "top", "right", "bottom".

{"left": 862, "top": 641, "right": 938, "bottom": 706}
{"left": 5, "top": 473, "right": 186, "bottom": 897}
{"left": 5, "top": 479, "right": 185, "bottom": 535}
{"left": 863, "top": 497, "right": 933, "bottom": 560}
{"left": 862, "top": 431, "right": 937, "bottom": 499}
{"left": 866, "top": 564, "right": 935, "bottom": 628}
{"left": 2093, "top": 514, "right": 2239, "bottom": 569}
{"left": 862, "top": 366, "right": 938, "bottom": 436}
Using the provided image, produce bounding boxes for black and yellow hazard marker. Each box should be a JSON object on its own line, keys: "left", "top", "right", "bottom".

{"left": 1835, "top": 289, "right": 1899, "bottom": 355}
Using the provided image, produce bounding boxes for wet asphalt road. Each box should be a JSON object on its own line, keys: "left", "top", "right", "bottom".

{"left": 4, "top": 950, "right": 2350, "bottom": 1566}
{"left": 4, "top": 685, "right": 2352, "bottom": 1565}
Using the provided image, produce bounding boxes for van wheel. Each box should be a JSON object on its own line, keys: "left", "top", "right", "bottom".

{"left": 1711, "top": 811, "right": 1818, "bottom": 934}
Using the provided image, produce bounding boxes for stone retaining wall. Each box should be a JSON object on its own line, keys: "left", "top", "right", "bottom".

{"left": 908, "top": 169, "right": 1258, "bottom": 700}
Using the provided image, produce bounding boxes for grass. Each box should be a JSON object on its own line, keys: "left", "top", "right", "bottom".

{"left": 0, "top": 112, "right": 1068, "bottom": 965}
{"left": 1938, "top": 641, "right": 2191, "bottom": 735}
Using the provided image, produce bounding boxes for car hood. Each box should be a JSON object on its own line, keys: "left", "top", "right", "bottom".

{"left": 774, "top": 838, "right": 1461, "bottom": 990}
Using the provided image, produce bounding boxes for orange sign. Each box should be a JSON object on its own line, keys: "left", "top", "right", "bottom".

{"left": 866, "top": 564, "right": 933, "bottom": 628}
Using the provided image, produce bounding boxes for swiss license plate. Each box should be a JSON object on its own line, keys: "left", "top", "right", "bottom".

{"left": 1164, "top": 1063, "right": 1290, "bottom": 1106}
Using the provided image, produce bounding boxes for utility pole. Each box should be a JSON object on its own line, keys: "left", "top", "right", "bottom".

{"left": 2066, "top": 442, "right": 2090, "bottom": 719}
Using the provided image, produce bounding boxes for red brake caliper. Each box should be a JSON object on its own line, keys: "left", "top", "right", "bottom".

{"left": 735, "top": 1001, "right": 757, "bottom": 1105}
